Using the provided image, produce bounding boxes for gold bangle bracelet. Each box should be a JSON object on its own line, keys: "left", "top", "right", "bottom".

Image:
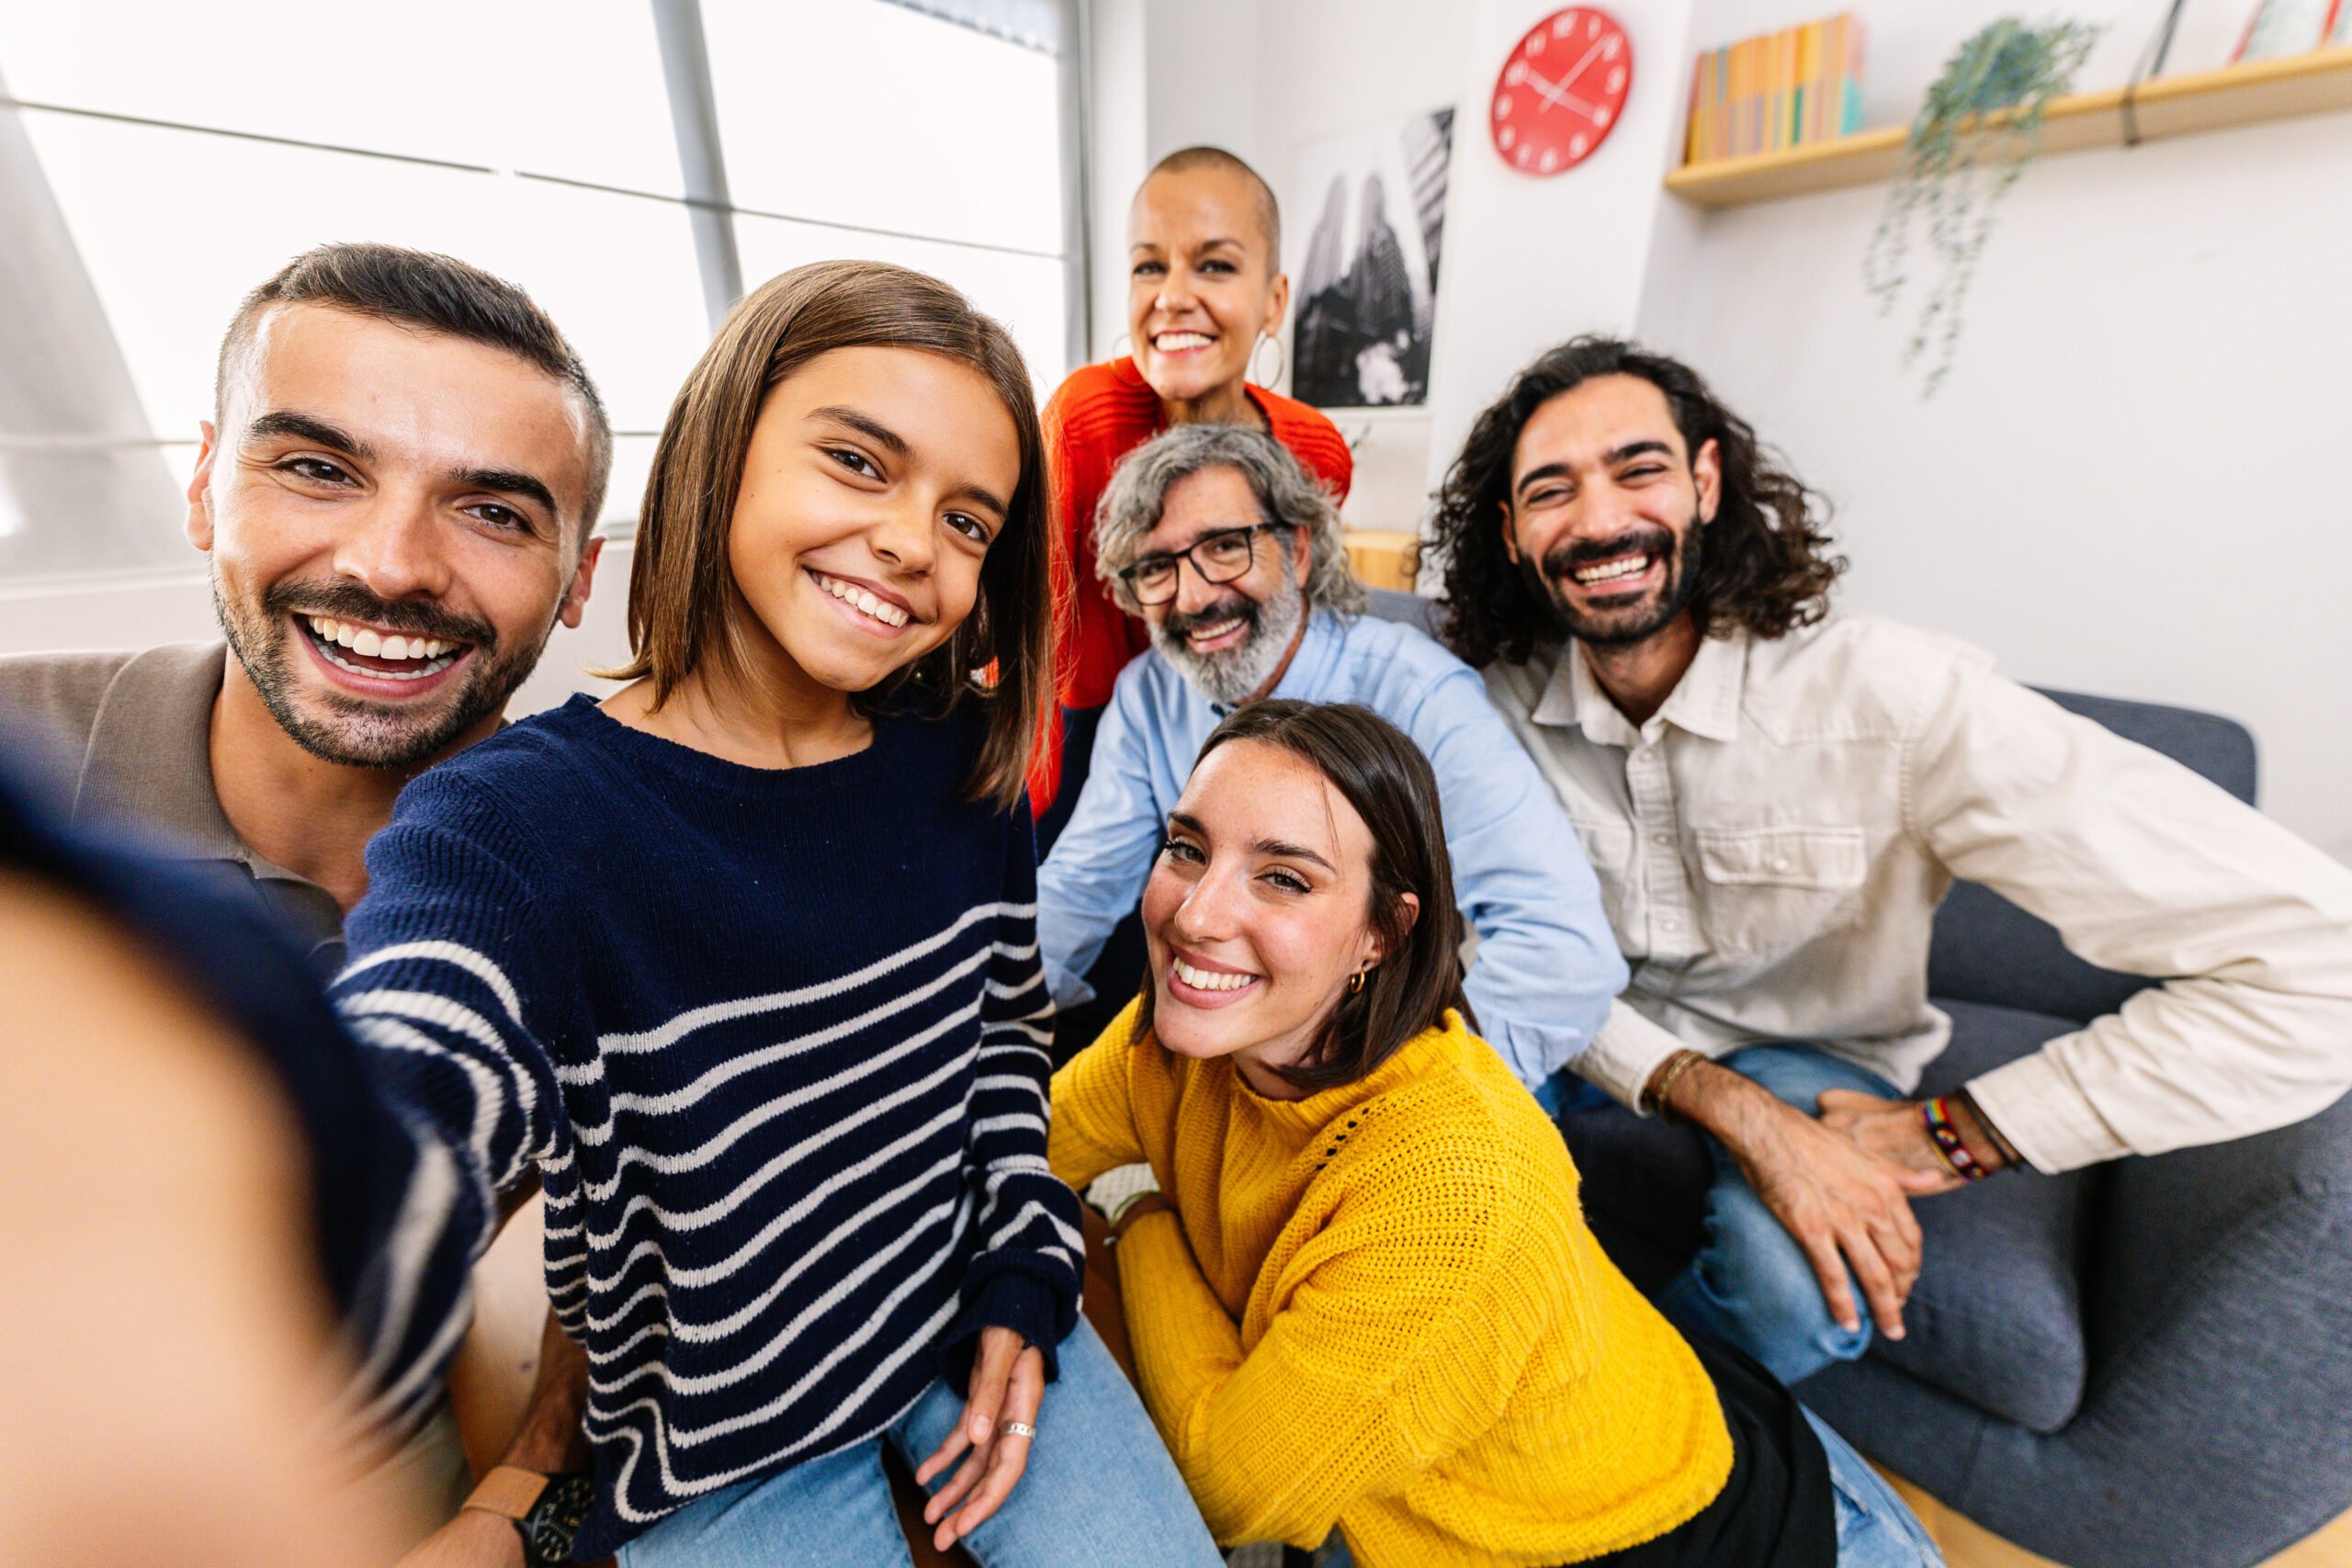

{"left": 1647, "top": 1050, "right": 1706, "bottom": 1122}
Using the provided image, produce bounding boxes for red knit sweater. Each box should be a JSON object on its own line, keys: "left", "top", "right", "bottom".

{"left": 1030, "top": 356, "right": 1353, "bottom": 812}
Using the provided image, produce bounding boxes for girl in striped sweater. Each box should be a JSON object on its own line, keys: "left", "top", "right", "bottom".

{"left": 335, "top": 262, "right": 1220, "bottom": 1566}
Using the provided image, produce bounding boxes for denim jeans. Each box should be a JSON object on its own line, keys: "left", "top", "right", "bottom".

{"left": 1807, "top": 1407, "right": 1947, "bottom": 1567}
{"left": 617, "top": 1318, "right": 1222, "bottom": 1568}
{"left": 1652, "top": 1043, "right": 1905, "bottom": 1386}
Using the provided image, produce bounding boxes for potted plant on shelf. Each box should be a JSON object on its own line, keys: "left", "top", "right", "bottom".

{"left": 1864, "top": 17, "right": 2102, "bottom": 396}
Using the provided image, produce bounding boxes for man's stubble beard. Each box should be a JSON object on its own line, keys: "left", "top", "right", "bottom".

{"left": 213, "top": 567, "right": 560, "bottom": 769}
{"left": 1152, "top": 560, "right": 1308, "bottom": 709}
{"left": 1521, "top": 510, "right": 1704, "bottom": 649}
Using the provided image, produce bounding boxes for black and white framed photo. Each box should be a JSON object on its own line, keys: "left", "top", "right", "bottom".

{"left": 1289, "top": 107, "right": 1454, "bottom": 409}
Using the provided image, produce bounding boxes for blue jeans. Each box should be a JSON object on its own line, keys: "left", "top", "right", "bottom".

{"left": 617, "top": 1319, "right": 1222, "bottom": 1568}
{"left": 1806, "top": 1407, "right": 1947, "bottom": 1567}
{"left": 1656, "top": 1044, "right": 1905, "bottom": 1385}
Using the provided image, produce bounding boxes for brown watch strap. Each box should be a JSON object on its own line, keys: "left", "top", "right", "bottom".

{"left": 462, "top": 1465, "right": 550, "bottom": 1522}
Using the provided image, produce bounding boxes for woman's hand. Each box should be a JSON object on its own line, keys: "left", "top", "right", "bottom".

{"left": 915, "top": 1325, "right": 1045, "bottom": 1551}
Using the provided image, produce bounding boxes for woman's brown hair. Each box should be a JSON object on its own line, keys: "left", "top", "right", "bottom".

{"left": 1136, "top": 700, "right": 1476, "bottom": 1093}
{"left": 605, "top": 260, "right": 1054, "bottom": 807}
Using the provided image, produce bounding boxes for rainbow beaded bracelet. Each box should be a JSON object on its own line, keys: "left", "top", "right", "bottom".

{"left": 1922, "top": 1094, "right": 1992, "bottom": 1182}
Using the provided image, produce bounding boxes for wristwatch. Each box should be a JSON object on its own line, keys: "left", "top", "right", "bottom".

{"left": 462, "top": 1465, "right": 595, "bottom": 1567}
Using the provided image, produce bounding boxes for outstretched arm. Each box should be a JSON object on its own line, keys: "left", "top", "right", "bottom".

{"left": 0, "top": 868, "right": 414, "bottom": 1568}
{"left": 334, "top": 771, "right": 576, "bottom": 1440}
{"left": 1905, "top": 663, "right": 2352, "bottom": 1170}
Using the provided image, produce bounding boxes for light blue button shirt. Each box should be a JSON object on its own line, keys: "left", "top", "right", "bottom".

{"left": 1036, "top": 607, "right": 1626, "bottom": 1089}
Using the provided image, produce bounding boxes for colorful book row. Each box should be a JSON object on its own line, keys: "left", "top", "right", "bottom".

{"left": 1686, "top": 14, "right": 1867, "bottom": 165}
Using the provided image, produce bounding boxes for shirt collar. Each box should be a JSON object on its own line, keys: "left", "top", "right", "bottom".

{"left": 74, "top": 641, "right": 345, "bottom": 945}
{"left": 75, "top": 641, "right": 244, "bottom": 857}
{"left": 1531, "top": 626, "right": 1748, "bottom": 747}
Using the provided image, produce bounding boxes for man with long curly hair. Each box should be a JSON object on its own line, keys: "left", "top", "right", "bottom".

{"left": 1429, "top": 335, "right": 2352, "bottom": 1385}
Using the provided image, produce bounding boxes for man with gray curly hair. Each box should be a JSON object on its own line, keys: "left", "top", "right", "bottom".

{"left": 1091, "top": 423, "right": 1363, "bottom": 705}
{"left": 1036, "top": 423, "right": 1626, "bottom": 1087}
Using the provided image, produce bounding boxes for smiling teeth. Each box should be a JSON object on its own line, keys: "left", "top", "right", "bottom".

{"left": 814, "top": 572, "right": 910, "bottom": 628}
{"left": 305, "top": 615, "right": 455, "bottom": 663}
{"left": 1188, "top": 617, "right": 1244, "bottom": 643}
{"left": 1173, "top": 957, "right": 1258, "bottom": 992}
{"left": 1573, "top": 556, "right": 1652, "bottom": 585}
{"left": 1156, "top": 332, "right": 1214, "bottom": 351}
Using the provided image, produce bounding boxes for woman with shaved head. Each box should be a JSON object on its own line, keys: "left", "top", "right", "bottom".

{"left": 1031, "top": 146, "right": 1353, "bottom": 843}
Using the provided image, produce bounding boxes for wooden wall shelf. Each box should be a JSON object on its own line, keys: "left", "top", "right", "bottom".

{"left": 1666, "top": 45, "right": 2352, "bottom": 209}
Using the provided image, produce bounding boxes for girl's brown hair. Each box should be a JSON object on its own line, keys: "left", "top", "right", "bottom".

{"left": 1136, "top": 700, "right": 1476, "bottom": 1093}
{"left": 605, "top": 260, "right": 1054, "bottom": 807}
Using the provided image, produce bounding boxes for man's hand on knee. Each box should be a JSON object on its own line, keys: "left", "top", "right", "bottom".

{"left": 1657, "top": 1058, "right": 1946, "bottom": 1341}
{"left": 1819, "top": 1089, "right": 2014, "bottom": 1190}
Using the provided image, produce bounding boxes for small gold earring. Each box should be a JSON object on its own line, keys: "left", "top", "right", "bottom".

{"left": 1350, "top": 969, "right": 1368, "bottom": 995}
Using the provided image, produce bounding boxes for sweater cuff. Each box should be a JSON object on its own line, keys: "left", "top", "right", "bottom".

{"left": 938, "top": 1269, "right": 1072, "bottom": 1393}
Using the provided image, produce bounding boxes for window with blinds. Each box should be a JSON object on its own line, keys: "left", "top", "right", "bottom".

{"left": 0, "top": 0, "right": 1081, "bottom": 581}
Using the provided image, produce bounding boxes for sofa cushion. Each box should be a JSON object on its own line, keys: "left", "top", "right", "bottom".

{"left": 1566, "top": 1001, "right": 2099, "bottom": 1435}
{"left": 1863, "top": 999, "right": 2102, "bottom": 1434}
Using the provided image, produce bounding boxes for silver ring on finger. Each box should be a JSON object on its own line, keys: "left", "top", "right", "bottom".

{"left": 1000, "top": 1420, "right": 1037, "bottom": 1439}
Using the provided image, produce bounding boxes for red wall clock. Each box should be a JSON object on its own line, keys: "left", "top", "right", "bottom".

{"left": 1489, "top": 7, "right": 1634, "bottom": 176}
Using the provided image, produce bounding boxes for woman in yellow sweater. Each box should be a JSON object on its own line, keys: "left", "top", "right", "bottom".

{"left": 1050, "top": 700, "right": 1941, "bottom": 1567}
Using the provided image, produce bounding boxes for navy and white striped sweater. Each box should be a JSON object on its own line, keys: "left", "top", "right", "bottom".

{"left": 334, "top": 695, "right": 1080, "bottom": 1557}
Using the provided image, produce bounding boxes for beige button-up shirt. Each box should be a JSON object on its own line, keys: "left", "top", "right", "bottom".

{"left": 1485, "top": 614, "right": 2352, "bottom": 1174}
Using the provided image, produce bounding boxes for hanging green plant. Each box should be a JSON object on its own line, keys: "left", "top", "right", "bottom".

{"left": 1864, "top": 17, "right": 2102, "bottom": 396}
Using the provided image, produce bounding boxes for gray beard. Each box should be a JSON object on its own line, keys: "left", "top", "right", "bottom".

{"left": 1155, "top": 576, "right": 1308, "bottom": 708}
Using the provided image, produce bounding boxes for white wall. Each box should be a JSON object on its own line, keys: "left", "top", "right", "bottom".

{"left": 1250, "top": 0, "right": 1468, "bottom": 531}
{"left": 1106, "top": 0, "right": 2352, "bottom": 861}
{"left": 6, "top": 2, "right": 2346, "bottom": 858}
{"left": 1113, "top": 0, "right": 1699, "bottom": 534}
{"left": 1638, "top": 0, "right": 2352, "bottom": 858}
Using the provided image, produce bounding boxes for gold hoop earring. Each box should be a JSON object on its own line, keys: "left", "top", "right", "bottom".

{"left": 1349, "top": 968, "right": 1368, "bottom": 995}
{"left": 1111, "top": 332, "right": 1133, "bottom": 364}
{"left": 1251, "top": 333, "right": 1284, "bottom": 389}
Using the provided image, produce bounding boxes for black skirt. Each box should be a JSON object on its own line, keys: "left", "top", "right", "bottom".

{"left": 1574, "top": 1334, "right": 1838, "bottom": 1568}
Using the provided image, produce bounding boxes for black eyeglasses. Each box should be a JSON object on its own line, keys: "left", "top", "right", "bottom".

{"left": 1116, "top": 523, "right": 1293, "bottom": 606}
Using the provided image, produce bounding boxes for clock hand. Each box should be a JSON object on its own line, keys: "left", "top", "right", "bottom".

{"left": 1523, "top": 65, "right": 1600, "bottom": 118}
{"left": 1555, "top": 34, "right": 1611, "bottom": 96}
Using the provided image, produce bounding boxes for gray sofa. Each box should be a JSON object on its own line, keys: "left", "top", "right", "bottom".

{"left": 1559, "top": 688, "right": 2352, "bottom": 1568}
{"left": 1360, "top": 592, "right": 2352, "bottom": 1567}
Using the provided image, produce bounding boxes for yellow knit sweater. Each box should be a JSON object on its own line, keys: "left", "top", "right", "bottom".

{"left": 1050, "top": 1005, "right": 1734, "bottom": 1567}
